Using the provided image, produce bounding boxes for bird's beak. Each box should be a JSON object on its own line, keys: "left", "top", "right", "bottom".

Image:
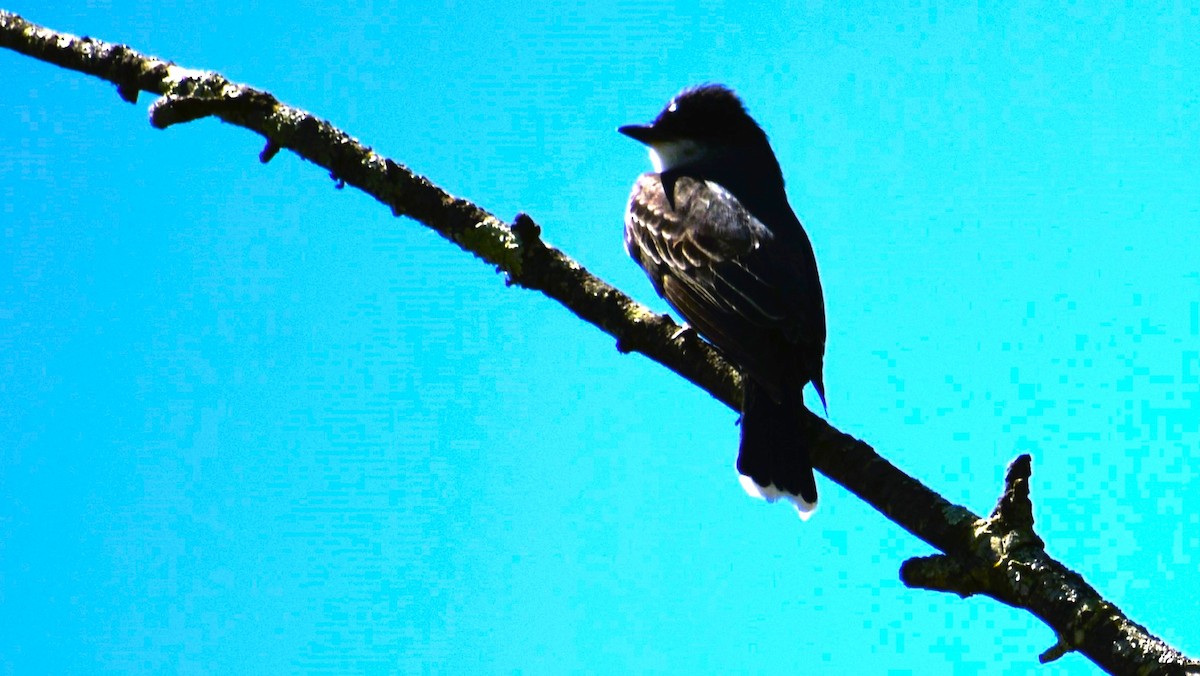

{"left": 617, "top": 124, "right": 661, "bottom": 145}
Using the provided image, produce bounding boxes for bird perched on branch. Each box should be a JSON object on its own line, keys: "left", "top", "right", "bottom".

{"left": 619, "top": 84, "right": 827, "bottom": 517}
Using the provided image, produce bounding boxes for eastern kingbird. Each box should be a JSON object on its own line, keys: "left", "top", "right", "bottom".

{"left": 619, "top": 84, "right": 827, "bottom": 517}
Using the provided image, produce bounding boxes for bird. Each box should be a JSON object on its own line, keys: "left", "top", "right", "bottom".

{"left": 618, "top": 84, "right": 827, "bottom": 517}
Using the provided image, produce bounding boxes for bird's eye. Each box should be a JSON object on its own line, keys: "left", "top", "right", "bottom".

{"left": 667, "top": 101, "right": 678, "bottom": 113}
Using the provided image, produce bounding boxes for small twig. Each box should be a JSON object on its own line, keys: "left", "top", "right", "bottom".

{"left": 1040, "top": 635, "right": 1073, "bottom": 664}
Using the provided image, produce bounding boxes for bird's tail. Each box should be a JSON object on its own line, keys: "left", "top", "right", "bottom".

{"left": 736, "top": 380, "right": 818, "bottom": 519}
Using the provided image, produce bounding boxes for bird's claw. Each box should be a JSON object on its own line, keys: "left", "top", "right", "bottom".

{"left": 669, "top": 323, "right": 693, "bottom": 341}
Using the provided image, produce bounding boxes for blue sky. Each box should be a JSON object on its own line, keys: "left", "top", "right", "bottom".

{"left": 2, "top": 1, "right": 1198, "bottom": 673}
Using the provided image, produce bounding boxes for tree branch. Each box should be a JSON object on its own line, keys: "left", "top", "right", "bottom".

{"left": 3, "top": 11, "right": 1195, "bottom": 674}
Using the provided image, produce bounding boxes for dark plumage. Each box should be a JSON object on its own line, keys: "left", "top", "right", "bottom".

{"left": 619, "top": 84, "right": 827, "bottom": 515}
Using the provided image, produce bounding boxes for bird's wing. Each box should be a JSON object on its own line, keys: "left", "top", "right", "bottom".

{"left": 624, "top": 173, "right": 822, "bottom": 392}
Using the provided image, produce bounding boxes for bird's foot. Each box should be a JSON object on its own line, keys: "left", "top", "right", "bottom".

{"left": 669, "top": 323, "right": 694, "bottom": 341}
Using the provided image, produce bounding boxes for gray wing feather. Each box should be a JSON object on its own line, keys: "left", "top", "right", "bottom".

{"left": 624, "top": 173, "right": 823, "bottom": 394}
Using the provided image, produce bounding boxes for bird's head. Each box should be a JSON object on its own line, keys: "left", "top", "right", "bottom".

{"left": 618, "top": 84, "right": 771, "bottom": 173}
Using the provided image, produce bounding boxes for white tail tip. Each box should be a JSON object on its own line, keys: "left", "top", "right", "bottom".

{"left": 738, "top": 474, "right": 818, "bottom": 520}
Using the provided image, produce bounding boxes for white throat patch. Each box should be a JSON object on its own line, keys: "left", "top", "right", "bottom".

{"left": 648, "top": 140, "right": 706, "bottom": 172}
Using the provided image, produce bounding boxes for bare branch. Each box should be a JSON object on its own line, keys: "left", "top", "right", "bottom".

{"left": 3, "top": 10, "right": 1196, "bottom": 674}
{"left": 901, "top": 456, "right": 1197, "bottom": 673}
